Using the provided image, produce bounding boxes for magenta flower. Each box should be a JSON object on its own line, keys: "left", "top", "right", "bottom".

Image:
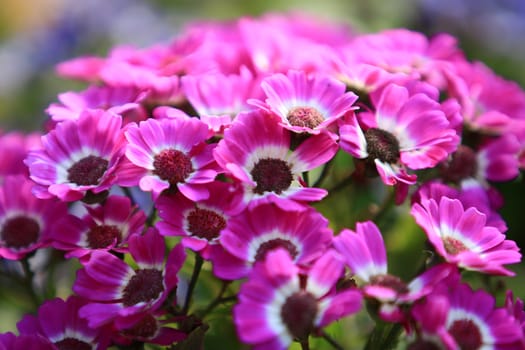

{"left": 447, "top": 60, "right": 525, "bottom": 134}
{"left": 213, "top": 109, "right": 338, "bottom": 210}
{"left": 0, "top": 332, "right": 55, "bottom": 350}
{"left": 51, "top": 195, "right": 146, "bottom": 261}
{"left": 25, "top": 109, "right": 125, "bottom": 202}
{"left": 413, "top": 179, "right": 507, "bottom": 232}
{"left": 212, "top": 202, "right": 333, "bottom": 280}
{"left": 340, "top": 83, "right": 459, "bottom": 186}
{"left": 119, "top": 116, "right": 220, "bottom": 200}
{"left": 249, "top": 70, "right": 358, "bottom": 134}
{"left": 411, "top": 196, "right": 521, "bottom": 276}
{"left": 0, "top": 175, "right": 68, "bottom": 260}
{"left": 350, "top": 29, "right": 463, "bottom": 88}
{"left": 0, "top": 131, "right": 41, "bottom": 180}
{"left": 333, "top": 220, "right": 454, "bottom": 322}
{"left": 155, "top": 181, "right": 243, "bottom": 259}
{"left": 110, "top": 310, "right": 186, "bottom": 347}
{"left": 233, "top": 248, "right": 362, "bottom": 350}
{"left": 17, "top": 296, "right": 110, "bottom": 350}
{"left": 46, "top": 85, "right": 148, "bottom": 125}
{"left": 410, "top": 282, "right": 523, "bottom": 349}
{"left": 73, "top": 228, "right": 186, "bottom": 328}
{"left": 181, "top": 67, "right": 261, "bottom": 132}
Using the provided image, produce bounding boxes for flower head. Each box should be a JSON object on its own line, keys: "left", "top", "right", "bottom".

{"left": 411, "top": 196, "right": 521, "bottom": 275}
{"left": 51, "top": 195, "right": 146, "bottom": 261}
{"left": 213, "top": 109, "right": 338, "bottom": 210}
{"left": 25, "top": 109, "right": 125, "bottom": 201}
{"left": 73, "top": 228, "right": 186, "bottom": 327}
{"left": 249, "top": 70, "right": 358, "bottom": 135}
{"left": 119, "top": 116, "right": 220, "bottom": 200}
{"left": 233, "top": 248, "right": 362, "bottom": 350}
{"left": 0, "top": 175, "right": 68, "bottom": 260}
{"left": 339, "top": 83, "right": 459, "bottom": 186}
{"left": 212, "top": 202, "right": 333, "bottom": 280}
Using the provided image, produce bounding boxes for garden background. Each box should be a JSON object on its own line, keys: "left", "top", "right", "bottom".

{"left": 0, "top": 0, "right": 524, "bottom": 347}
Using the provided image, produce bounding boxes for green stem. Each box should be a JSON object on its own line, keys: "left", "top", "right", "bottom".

{"left": 21, "top": 258, "right": 41, "bottom": 309}
{"left": 364, "top": 321, "right": 402, "bottom": 350}
{"left": 302, "top": 171, "right": 310, "bottom": 187}
{"left": 182, "top": 253, "right": 204, "bottom": 315}
{"left": 199, "top": 280, "right": 232, "bottom": 317}
{"left": 299, "top": 337, "right": 310, "bottom": 350}
{"left": 121, "top": 186, "right": 137, "bottom": 206}
{"left": 320, "top": 330, "right": 344, "bottom": 350}
{"left": 327, "top": 174, "right": 354, "bottom": 195}
{"left": 312, "top": 160, "right": 333, "bottom": 188}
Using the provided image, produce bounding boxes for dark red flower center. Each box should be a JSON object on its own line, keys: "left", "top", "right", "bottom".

{"left": 254, "top": 238, "right": 299, "bottom": 262}
{"left": 153, "top": 149, "right": 193, "bottom": 186}
{"left": 287, "top": 106, "right": 324, "bottom": 129}
{"left": 86, "top": 224, "right": 122, "bottom": 249}
{"left": 54, "top": 338, "right": 92, "bottom": 350}
{"left": 439, "top": 145, "right": 478, "bottom": 183}
{"left": 1, "top": 216, "right": 40, "bottom": 249}
{"left": 281, "top": 291, "right": 318, "bottom": 340}
{"left": 407, "top": 339, "right": 442, "bottom": 350}
{"left": 449, "top": 319, "right": 482, "bottom": 349}
{"left": 187, "top": 207, "right": 226, "bottom": 241}
{"left": 67, "top": 155, "right": 109, "bottom": 186}
{"left": 122, "top": 269, "right": 164, "bottom": 307}
{"left": 364, "top": 128, "right": 400, "bottom": 164}
{"left": 122, "top": 313, "right": 158, "bottom": 339}
{"left": 369, "top": 274, "right": 409, "bottom": 295}
{"left": 251, "top": 158, "right": 293, "bottom": 194}
{"left": 443, "top": 237, "right": 468, "bottom": 255}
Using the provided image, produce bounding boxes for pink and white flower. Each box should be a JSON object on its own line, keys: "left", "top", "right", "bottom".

{"left": 339, "top": 83, "right": 459, "bottom": 186}
{"left": 25, "top": 109, "right": 126, "bottom": 202}
{"left": 17, "top": 296, "right": 110, "bottom": 350}
{"left": 0, "top": 175, "right": 68, "bottom": 260}
{"left": 73, "top": 228, "right": 186, "bottom": 328}
{"left": 51, "top": 195, "right": 146, "bottom": 262}
{"left": 155, "top": 180, "right": 243, "bottom": 259}
{"left": 213, "top": 109, "right": 338, "bottom": 210}
{"left": 333, "top": 220, "right": 454, "bottom": 322}
{"left": 249, "top": 70, "right": 358, "bottom": 134}
{"left": 212, "top": 202, "right": 333, "bottom": 280}
{"left": 411, "top": 196, "right": 521, "bottom": 276}
{"left": 233, "top": 248, "right": 362, "bottom": 350}
{"left": 119, "top": 116, "right": 220, "bottom": 200}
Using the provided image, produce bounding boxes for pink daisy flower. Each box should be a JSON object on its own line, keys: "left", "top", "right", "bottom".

{"left": 25, "top": 109, "right": 126, "bottom": 202}
{"left": 0, "top": 175, "right": 68, "bottom": 260}
{"left": 119, "top": 116, "right": 220, "bottom": 200}
{"left": 411, "top": 196, "right": 521, "bottom": 276}
{"left": 17, "top": 296, "right": 110, "bottom": 350}
{"left": 0, "top": 332, "right": 55, "bottom": 350}
{"left": 155, "top": 180, "right": 243, "bottom": 259}
{"left": 249, "top": 70, "right": 358, "bottom": 134}
{"left": 181, "top": 67, "right": 261, "bottom": 132}
{"left": 233, "top": 248, "right": 362, "bottom": 350}
{"left": 0, "top": 131, "right": 41, "bottom": 181}
{"left": 413, "top": 179, "right": 507, "bottom": 232}
{"left": 339, "top": 83, "right": 459, "bottom": 186}
{"left": 212, "top": 202, "right": 333, "bottom": 280}
{"left": 110, "top": 309, "right": 186, "bottom": 347}
{"left": 46, "top": 85, "right": 148, "bottom": 125}
{"left": 410, "top": 281, "right": 523, "bottom": 349}
{"left": 51, "top": 195, "right": 146, "bottom": 262}
{"left": 332, "top": 220, "right": 454, "bottom": 322}
{"left": 446, "top": 60, "right": 525, "bottom": 134}
{"left": 73, "top": 228, "right": 186, "bottom": 328}
{"left": 213, "top": 109, "right": 338, "bottom": 210}
{"left": 350, "top": 29, "right": 464, "bottom": 88}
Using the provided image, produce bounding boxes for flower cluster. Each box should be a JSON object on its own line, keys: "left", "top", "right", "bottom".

{"left": 1, "top": 12, "right": 524, "bottom": 350}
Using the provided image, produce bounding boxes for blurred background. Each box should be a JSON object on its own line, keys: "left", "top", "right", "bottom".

{"left": 0, "top": 0, "right": 524, "bottom": 344}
